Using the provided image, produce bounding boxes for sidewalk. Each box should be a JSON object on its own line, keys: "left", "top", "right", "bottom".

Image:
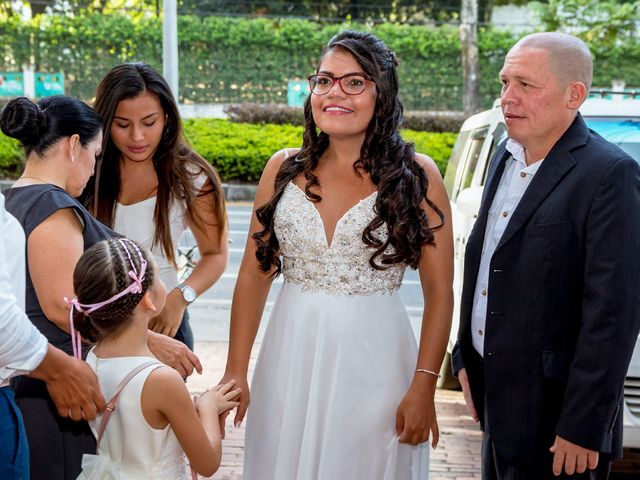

{"left": 187, "top": 341, "right": 482, "bottom": 480}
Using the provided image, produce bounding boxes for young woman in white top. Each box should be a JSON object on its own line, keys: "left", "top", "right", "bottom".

{"left": 0, "top": 193, "right": 106, "bottom": 479}
{"left": 70, "top": 238, "right": 239, "bottom": 479}
{"left": 82, "top": 62, "right": 228, "bottom": 351}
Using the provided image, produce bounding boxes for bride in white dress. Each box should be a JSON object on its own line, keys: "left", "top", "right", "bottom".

{"left": 220, "top": 30, "right": 454, "bottom": 479}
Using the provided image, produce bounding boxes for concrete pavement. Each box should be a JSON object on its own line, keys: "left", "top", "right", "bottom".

{"left": 186, "top": 341, "right": 482, "bottom": 480}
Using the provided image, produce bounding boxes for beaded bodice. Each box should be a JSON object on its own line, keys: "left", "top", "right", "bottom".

{"left": 274, "top": 182, "right": 405, "bottom": 296}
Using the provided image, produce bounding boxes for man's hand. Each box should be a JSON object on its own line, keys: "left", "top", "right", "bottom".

{"left": 28, "top": 345, "right": 106, "bottom": 421}
{"left": 148, "top": 330, "right": 202, "bottom": 378}
{"left": 458, "top": 368, "right": 479, "bottom": 422}
{"left": 550, "top": 435, "right": 599, "bottom": 476}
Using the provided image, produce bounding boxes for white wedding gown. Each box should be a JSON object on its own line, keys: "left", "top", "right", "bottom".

{"left": 243, "top": 182, "right": 430, "bottom": 480}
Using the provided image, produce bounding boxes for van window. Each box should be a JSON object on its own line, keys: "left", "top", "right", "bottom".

{"left": 584, "top": 119, "right": 640, "bottom": 164}
{"left": 444, "top": 130, "right": 470, "bottom": 197}
{"left": 461, "top": 127, "right": 489, "bottom": 191}
{"left": 481, "top": 123, "right": 508, "bottom": 186}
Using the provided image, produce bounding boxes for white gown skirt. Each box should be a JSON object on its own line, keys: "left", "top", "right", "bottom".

{"left": 243, "top": 282, "right": 430, "bottom": 480}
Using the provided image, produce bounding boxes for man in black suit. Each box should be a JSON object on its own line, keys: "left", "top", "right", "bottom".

{"left": 452, "top": 32, "right": 640, "bottom": 479}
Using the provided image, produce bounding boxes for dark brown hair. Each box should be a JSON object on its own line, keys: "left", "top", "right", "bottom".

{"left": 0, "top": 95, "right": 102, "bottom": 158}
{"left": 73, "top": 239, "right": 154, "bottom": 343}
{"left": 254, "top": 30, "right": 444, "bottom": 275}
{"left": 81, "top": 62, "right": 226, "bottom": 267}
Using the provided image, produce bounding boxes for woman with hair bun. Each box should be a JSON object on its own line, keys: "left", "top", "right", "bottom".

{"left": 1, "top": 95, "right": 110, "bottom": 480}
{"left": 219, "top": 31, "right": 453, "bottom": 479}
{"left": 0, "top": 95, "right": 201, "bottom": 480}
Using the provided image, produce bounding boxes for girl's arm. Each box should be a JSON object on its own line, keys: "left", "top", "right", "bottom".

{"left": 218, "top": 150, "right": 288, "bottom": 427}
{"left": 149, "top": 183, "right": 229, "bottom": 338}
{"left": 28, "top": 208, "right": 85, "bottom": 332}
{"left": 396, "top": 154, "right": 454, "bottom": 447}
{"left": 142, "top": 366, "right": 228, "bottom": 477}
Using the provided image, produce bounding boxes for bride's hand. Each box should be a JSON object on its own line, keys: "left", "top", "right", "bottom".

{"left": 218, "top": 371, "right": 250, "bottom": 431}
{"left": 395, "top": 375, "right": 439, "bottom": 447}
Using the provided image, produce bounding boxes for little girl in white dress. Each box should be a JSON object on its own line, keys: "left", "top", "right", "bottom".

{"left": 69, "top": 238, "right": 239, "bottom": 479}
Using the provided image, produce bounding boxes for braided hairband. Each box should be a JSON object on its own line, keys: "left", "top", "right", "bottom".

{"left": 64, "top": 238, "right": 148, "bottom": 359}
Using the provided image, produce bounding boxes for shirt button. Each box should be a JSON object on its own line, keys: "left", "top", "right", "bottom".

{"left": 478, "top": 329, "right": 484, "bottom": 336}
{"left": 481, "top": 289, "right": 487, "bottom": 296}
{"left": 520, "top": 172, "right": 526, "bottom": 178}
{"left": 502, "top": 211, "right": 508, "bottom": 217}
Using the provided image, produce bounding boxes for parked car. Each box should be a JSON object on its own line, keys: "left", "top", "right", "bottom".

{"left": 441, "top": 93, "right": 640, "bottom": 449}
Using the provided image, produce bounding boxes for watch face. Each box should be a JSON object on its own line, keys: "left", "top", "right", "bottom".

{"left": 182, "top": 286, "right": 196, "bottom": 303}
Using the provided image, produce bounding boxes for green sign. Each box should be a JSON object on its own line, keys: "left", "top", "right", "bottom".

{"left": 35, "top": 73, "right": 64, "bottom": 97}
{"left": 287, "top": 80, "right": 310, "bottom": 107}
{"left": 0, "top": 73, "right": 24, "bottom": 97}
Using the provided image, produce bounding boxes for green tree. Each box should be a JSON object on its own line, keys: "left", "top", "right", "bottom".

{"left": 537, "top": 0, "right": 640, "bottom": 45}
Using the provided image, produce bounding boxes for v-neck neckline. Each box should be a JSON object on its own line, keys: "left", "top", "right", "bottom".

{"left": 288, "top": 182, "right": 377, "bottom": 248}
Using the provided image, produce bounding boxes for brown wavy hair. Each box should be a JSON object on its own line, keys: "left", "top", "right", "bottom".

{"left": 81, "top": 62, "right": 226, "bottom": 267}
{"left": 254, "top": 30, "right": 444, "bottom": 276}
{"left": 73, "top": 239, "right": 154, "bottom": 343}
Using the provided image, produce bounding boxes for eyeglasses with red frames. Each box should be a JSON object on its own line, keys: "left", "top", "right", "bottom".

{"left": 307, "top": 73, "right": 373, "bottom": 96}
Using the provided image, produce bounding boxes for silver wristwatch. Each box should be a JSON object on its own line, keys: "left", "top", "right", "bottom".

{"left": 176, "top": 283, "right": 197, "bottom": 305}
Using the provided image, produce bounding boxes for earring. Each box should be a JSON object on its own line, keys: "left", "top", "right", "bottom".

{"left": 71, "top": 155, "right": 76, "bottom": 163}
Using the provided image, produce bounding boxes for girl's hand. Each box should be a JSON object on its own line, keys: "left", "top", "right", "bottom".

{"left": 149, "top": 288, "right": 186, "bottom": 337}
{"left": 395, "top": 375, "right": 439, "bottom": 447}
{"left": 196, "top": 381, "right": 241, "bottom": 416}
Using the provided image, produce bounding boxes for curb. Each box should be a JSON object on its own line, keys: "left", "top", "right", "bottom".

{"left": 223, "top": 183, "right": 257, "bottom": 202}
{"left": 0, "top": 179, "right": 257, "bottom": 202}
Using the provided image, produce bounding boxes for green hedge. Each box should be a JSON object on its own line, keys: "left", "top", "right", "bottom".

{"left": 0, "top": 118, "right": 455, "bottom": 181}
{"left": 224, "top": 103, "right": 467, "bottom": 133}
{"left": 3, "top": 14, "right": 639, "bottom": 110}
{"left": 0, "top": 134, "right": 23, "bottom": 178}
{"left": 185, "top": 119, "right": 455, "bottom": 181}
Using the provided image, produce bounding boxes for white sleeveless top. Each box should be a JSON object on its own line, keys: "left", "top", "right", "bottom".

{"left": 113, "top": 175, "right": 207, "bottom": 291}
{"left": 77, "top": 350, "right": 189, "bottom": 480}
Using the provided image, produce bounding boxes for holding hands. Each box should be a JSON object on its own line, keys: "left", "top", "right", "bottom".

{"left": 196, "top": 380, "right": 241, "bottom": 417}
{"left": 217, "top": 371, "right": 250, "bottom": 429}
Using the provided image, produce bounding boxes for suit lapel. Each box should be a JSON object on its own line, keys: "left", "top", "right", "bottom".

{"left": 477, "top": 144, "right": 509, "bottom": 229}
{"left": 494, "top": 114, "right": 590, "bottom": 252}
{"left": 462, "top": 144, "right": 510, "bottom": 297}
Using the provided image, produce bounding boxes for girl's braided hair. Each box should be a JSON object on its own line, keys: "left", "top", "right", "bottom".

{"left": 72, "top": 238, "right": 154, "bottom": 342}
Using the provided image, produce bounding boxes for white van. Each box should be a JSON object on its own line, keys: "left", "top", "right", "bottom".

{"left": 442, "top": 93, "right": 640, "bottom": 449}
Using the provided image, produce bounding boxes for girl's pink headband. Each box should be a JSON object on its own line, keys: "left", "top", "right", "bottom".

{"left": 64, "top": 238, "right": 148, "bottom": 359}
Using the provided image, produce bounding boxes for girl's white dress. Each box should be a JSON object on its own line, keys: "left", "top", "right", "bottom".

{"left": 77, "top": 351, "right": 190, "bottom": 480}
{"left": 243, "top": 182, "right": 430, "bottom": 480}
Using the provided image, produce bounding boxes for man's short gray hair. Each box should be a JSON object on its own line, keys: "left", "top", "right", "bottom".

{"left": 512, "top": 32, "right": 593, "bottom": 92}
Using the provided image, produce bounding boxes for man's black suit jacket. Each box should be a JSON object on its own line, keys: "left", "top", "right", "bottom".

{"left": 452, "top": 113, "right": 640, "bottom": 468}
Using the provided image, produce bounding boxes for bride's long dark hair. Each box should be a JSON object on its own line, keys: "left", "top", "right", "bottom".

{"left": 254, "top": 30, "right": 444, "bottom": 276}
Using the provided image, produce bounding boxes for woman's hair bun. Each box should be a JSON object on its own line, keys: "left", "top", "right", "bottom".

{"left": 0, "top": 96, "right": 45, "bottom": 147}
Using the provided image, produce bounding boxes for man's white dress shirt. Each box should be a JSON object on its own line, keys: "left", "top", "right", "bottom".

{"left": 471, "top": 139, "right": 543, "bottom": 356}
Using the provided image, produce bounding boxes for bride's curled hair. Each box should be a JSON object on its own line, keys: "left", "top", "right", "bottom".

{"left": 254, "top": 30, "right": 444, "bottom": 275}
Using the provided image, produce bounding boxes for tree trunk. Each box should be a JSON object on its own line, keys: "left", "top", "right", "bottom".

{"left": 29, "top": 0, "right": 54, "bottom": 15}
{"left": 460, "top": 0, "right": 481, "bottom": 115}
